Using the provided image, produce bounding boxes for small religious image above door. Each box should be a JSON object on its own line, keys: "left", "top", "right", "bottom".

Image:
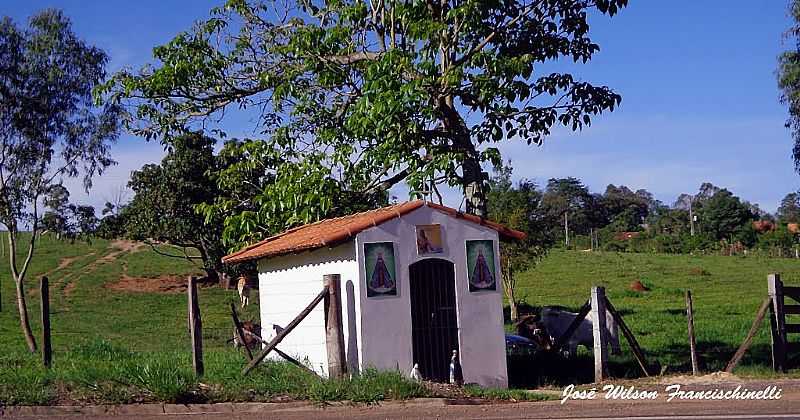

{"left": 416, "top": 224, "right": 444, "bottom": 255}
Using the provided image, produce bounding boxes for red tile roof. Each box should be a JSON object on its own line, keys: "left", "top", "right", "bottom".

{"left": 222, "top": 200, "right": 526, "bottom": 264}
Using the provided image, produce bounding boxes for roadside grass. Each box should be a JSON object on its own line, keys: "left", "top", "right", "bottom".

{"left": 0, "top": 338, "right": 429, "bottom": 405}
{"left": 4, "top": 239, "right": 800, "bottom": 404}
{"left": 0, "top": 239, "right": 431, "bottom": 405}
{"left": 463, "top": 385, "right": 554, "bottom": 401}
{"left": 511, "top": 249, "right": 800, "bottom": 384}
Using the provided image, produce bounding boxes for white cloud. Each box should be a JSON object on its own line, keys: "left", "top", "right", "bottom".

{"left": 60, "top": 138, "right": 165, "bottom": 210}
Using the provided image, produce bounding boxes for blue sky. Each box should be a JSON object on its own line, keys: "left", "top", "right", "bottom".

{"left": 5, "top": 1, "right": 799, "bottom": 212}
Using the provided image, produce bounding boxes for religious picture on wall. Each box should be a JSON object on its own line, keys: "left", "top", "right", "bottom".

{"left": 364, "top": 242, "right": 397, "bottom": 297}
{"left": 416, "top": 224, "right": 444, "bottom": 255}
{"left": 466, "top": 240, "right": 497, "bottom": 292}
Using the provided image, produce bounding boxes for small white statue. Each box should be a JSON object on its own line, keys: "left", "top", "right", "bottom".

{"left": 409, "top": 363, "right": 422, "bottom": 381}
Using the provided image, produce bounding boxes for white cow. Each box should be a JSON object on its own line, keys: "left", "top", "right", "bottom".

{"left": 237, "top": 276, "right": 251, "bottom": 308}
{"left": 540, "top": 306, "right": 621, "bottom": 358}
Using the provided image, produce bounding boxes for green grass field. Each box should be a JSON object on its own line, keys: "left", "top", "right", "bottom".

{"left": 512, "top": 249, "right": 800, "bottom": 381}
{"left": 0, "top": 237, "right": 446, "bottom": 405}
{"left": 1, "top": 238, "right": 798, "bottom": 404}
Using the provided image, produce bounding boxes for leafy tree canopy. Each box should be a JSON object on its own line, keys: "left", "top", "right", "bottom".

{"left": 698, "top": 189, "right": 756, "bottom": 242}
{"left": 0, "top": 9, "right": 120, "bottom": 351}
{"left": 125, "top": 133, "right": 227, "bottom": 279}
{"left": 779, "top": 0, "right": 800, "bottom": 171}
{"left": 104, "top": 0, "right": 627, "bottom": 244}
{"left": 777, "top": 191, "right": 800, "bottom": 223}
{"left": 541, "top": 176, "right": 603, "bottom": 235}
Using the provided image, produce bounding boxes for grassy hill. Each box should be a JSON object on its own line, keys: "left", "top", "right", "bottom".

{"left": 513, "top": 249, "right": 800, "bottom": 379}
{"left": 1, "top": 239, "right": 799, "bottom": 403}
{"left": 0, "top": 235, "right": 258, "bottom": 355}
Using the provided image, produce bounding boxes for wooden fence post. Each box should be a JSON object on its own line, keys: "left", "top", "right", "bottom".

{"left": 768, "top": 273, "right": 787, "bottom": 373}
{"left": 188, "top": 276, "right": 204, "bottom": 377}
{"left": 324, "top": 274, "right": 347, "bottom": 379}
{"left": 685, "top": 290, "right": 699, "bottom": 375}
{"left": 591, "top": 286, "right": 608, "bottom": 382}
{"left": 40, "top": 276, "right": 51, "bottom": 369}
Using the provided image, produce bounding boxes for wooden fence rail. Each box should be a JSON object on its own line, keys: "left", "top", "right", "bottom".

{"left": 242, "top": 285, "right": 329, "bottom": 376}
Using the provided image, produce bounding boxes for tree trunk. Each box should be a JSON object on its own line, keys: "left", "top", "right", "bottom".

{"left": 15, "top": 279, "right": 37, "bottom": 352}
{"left": 502, "top": 257, "right": 518, "bottom": 322}
{"left": 508, "top": 284, "right": 518, "bottom": 322}
{"left": 197, "top": 242, "right": 221, "bottom": 285}
{"left": 437, "top": 94, "right": 487, "bottom": 217}
{"left": 203, "top": 267, "right": 220, "bottom": 284}
{"left": 463, "top": 158, "right": 487, "bottom": 217}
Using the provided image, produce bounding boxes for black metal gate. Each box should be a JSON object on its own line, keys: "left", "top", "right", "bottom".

{"left": 409, "top": 258, "right": 459, "bottom": 382}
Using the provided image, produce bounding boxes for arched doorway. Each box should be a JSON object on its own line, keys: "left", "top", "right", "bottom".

{"left": 409, "top": 258, "right": 459, "bottom": 382}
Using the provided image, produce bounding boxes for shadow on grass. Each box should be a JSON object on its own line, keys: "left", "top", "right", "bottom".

{"left": 506, "top": 340, "right": 786, "bottom": 389}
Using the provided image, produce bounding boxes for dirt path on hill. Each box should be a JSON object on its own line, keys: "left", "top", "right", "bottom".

{"left": 60, "top": 240, "right": 144, "bottom": 297}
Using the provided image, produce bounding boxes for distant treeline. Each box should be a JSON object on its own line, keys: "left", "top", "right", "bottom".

{"left": 487, "top": 164, "right": 800, "bottom": 257}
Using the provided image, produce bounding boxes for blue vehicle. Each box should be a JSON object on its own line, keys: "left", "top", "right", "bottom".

{"left": 505, "top": 333, "right": 542, "bottom": 357}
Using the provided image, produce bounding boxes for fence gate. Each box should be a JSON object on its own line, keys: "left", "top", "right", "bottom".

{"left": 409, "top": 258, "right": 459, "bottom": 382}
{"left": 769, "top": 274, "right": 800, "bottom": 372}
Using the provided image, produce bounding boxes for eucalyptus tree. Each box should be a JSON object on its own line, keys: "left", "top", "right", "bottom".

{"left": 780, "top": 0, "right": 800, "bottom": 171}
{"left": 107, "top": 0, "right": 627, "bottom": 246}
{"left": 0, "top": 10, "right": 120, "bottom": 351}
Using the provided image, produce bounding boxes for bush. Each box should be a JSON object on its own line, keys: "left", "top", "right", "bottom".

{"left": 757, "top": 226, "right": 796, "bottom": 257}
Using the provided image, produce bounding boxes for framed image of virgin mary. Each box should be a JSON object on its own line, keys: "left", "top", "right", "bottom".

{"left": 466, "top": 240, "right": 497, "bottom": 292}
{"left": 364, "top": 242, "right": 398, "bottom": 297}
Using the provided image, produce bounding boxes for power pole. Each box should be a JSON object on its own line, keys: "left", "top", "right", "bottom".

{"left": 689, "top": 198, "right": 695, "bottom": 236}
{"left": 564, "top": 212, "right": 570, "bottom": 248}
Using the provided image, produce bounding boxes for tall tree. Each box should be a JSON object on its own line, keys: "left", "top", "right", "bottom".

{"left": 73, "top": 205, "right": 98, "bottom": 239}
{"left": 487, "top": 162, "right": 553, "bottom": 321}
{"left": 42, "top": 184, "right": 72, "bottom": 239}
{"left": 0, "top": 10, "right": 120, "bottom": 351}
{"left": 105, "top": 0, "right": 626, "bottom": 244}
{"left": 779, "top": 0, "right": 800, "bottom": 171}
{"left": 699, "top": 189, "right": 755, "bottom": 243}
{"left": 541, "top": 177, "right": 600, "bottom": 240}
{"left": 601, "top": 184, "right": 648, "bottom": 231}
{"left": 777, "top": 192, "right": 800, "bottom": 223}
{"left": 125, "top": 133, "right": 226, "bottom": 280}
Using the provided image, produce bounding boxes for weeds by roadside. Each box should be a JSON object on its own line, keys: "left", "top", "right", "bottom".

{"left": 0, "top": 339, "right": 433, "bottom": 405}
